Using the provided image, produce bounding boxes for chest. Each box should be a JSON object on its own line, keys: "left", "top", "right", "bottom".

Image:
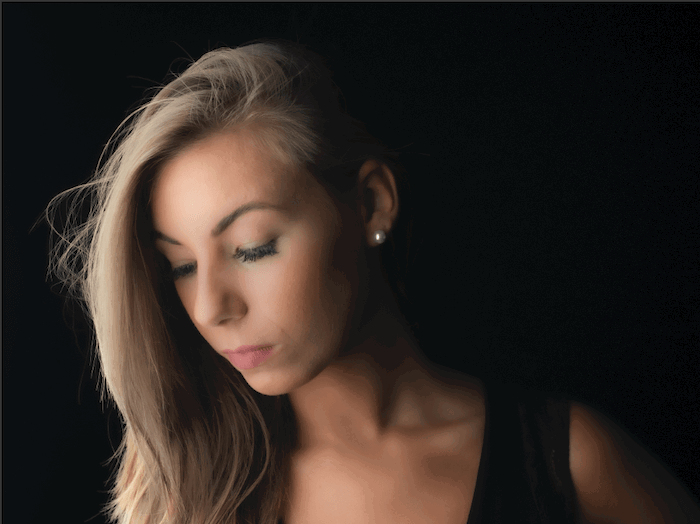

{"left": 282, "top": 425, "right": 483, "bottom": 524}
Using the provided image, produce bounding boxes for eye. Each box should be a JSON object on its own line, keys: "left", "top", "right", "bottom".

{"left": 166, "top": 239, "right": 279, "bottom": 281}
{"left": 234, "top": 239, "right": 278, "bottom": 263}
{"left": 170, "top": 262, "right": 195, "bottom": 281}
{"left": 156, "top": 252, "right": 193, "bottom": 282}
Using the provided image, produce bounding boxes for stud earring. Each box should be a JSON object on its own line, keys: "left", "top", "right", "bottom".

{"left": 373, "top": 230, "right": 386, "bottom": 245}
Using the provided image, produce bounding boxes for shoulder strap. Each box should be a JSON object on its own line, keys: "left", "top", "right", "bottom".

{"left": 517, "top": 383, "right": 580, "bottom": 522}
{"left": 467, "top": 378, "right": 579, "bottom": 523}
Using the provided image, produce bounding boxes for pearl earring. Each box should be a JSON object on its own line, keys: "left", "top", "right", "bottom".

{"left": 373, "top": 230, "right": 386, "bottom": 245}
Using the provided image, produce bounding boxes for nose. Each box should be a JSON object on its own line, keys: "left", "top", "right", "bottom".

{"left": 192, "top": 264, "right": 247, "bottom": 327}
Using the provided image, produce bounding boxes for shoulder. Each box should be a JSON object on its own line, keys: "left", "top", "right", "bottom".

{"left": 569, "top": 401, "right": 700, "bottom": 524}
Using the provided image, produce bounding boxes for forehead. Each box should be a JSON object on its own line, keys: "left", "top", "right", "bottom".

{"left": 150, "top": 130, "right": 322, "bottom": 233}
{"left": 154, "top": 130, "right": 303, "bottom": 201}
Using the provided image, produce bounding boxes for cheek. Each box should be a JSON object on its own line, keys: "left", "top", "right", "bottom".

{"left": 268, "top": 230, "right": 354, "bottom": 351}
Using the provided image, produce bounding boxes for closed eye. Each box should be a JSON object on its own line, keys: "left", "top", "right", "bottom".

{"left": 170, "top": 262, "right": 195, "bottom": 281}
{"left": 168, "top": 239, "right": 279, "bottom": 281}
{"left": 235, "top": 239, "right": 278, "bottom": 263}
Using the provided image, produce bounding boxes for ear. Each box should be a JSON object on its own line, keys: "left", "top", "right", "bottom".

{"left": 356, "top": 159, "right": 399, "bottom": 246}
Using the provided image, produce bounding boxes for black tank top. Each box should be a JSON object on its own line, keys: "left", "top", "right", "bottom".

{"left": 467, "top": 378, "right": 580, "bottom": 523}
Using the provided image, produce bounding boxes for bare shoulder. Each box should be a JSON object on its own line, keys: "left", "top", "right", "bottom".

{"left": 569, "top": 401, "right": 700, "bottom": 524}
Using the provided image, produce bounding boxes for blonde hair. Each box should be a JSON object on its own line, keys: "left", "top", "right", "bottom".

{"left": 44, "top": 41, "right": 417, "bottom": 524}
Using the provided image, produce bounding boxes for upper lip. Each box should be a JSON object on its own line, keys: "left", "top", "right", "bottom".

{"left": 226, "top": 344, "right": 273, "bottom": 354}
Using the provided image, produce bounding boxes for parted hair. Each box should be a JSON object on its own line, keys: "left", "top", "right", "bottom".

{"left": 44, "top": 40, "right": 420, "bottom": 523}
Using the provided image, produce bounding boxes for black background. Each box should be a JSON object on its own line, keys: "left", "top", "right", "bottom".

{"left": 4, "top": 4, "right": 699, "bottom": 523}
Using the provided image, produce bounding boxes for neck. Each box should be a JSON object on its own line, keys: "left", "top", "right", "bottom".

{"left": 287, "top": 278, "right": 434, "bottom": 450}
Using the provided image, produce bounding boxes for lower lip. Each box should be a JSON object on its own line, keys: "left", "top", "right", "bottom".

{"left": 224, "top": 346, "right": 275, "bottom": 370}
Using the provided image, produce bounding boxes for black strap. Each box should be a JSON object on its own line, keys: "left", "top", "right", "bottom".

{"left": 467, "top": 379, "right": 579, "bottom": 523}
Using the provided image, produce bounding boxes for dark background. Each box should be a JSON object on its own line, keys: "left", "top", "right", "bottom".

{"left": 4, "top": 4, "right": 699, "bottom": 523}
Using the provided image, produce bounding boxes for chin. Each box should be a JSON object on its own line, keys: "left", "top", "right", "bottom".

{"left": 243, "top": 348, "right": 335, "bottom": 397}
{"left": 239, "top": 365, "right": 311, "bottom": 397}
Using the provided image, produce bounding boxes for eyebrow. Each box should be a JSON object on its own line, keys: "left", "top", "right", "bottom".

{"left": 154, "top": 201, "right": 280, "bottom": 245}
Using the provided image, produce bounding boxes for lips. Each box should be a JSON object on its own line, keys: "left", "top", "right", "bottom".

{"left": 222, "top": 345, "right": 275, "bottom": 370}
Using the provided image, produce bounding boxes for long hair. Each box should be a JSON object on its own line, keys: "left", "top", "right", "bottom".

{"left": 44, "top": 41, "right": 420, "bottom": 524}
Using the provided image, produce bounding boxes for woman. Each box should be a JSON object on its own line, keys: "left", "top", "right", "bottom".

{"left": 45, "top": 40, "right": 699, "bottom": 524}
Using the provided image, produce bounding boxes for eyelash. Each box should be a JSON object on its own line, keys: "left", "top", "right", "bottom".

{"left": 168, "top": 239, "right": 279, "bottom": 281}
{"left": 235, "top": 239, "right": 278, "bottom": 263}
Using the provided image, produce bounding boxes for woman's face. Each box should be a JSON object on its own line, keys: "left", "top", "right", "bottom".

{"left": 151, "top": 130, "right": 364, "bottom": 396}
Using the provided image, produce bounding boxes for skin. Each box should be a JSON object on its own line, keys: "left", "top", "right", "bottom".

{"left": 570, "top": 403, "right": 700, "bottom": 523}
{"left": 151, "top": 129, "right": 700, "bottom": 523}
